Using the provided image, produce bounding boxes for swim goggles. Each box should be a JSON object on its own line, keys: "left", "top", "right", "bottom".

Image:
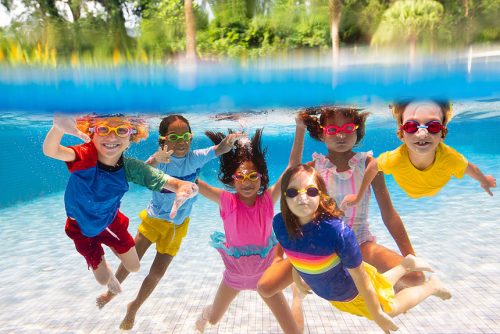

{"left": 232, "top": 171, "right": 262, "bottom": 182}
{"left": 159, "top": 132, "right": 193, "bottom": 142}
{"left": 322, "top": 123, "right": 358, "bottom": 135}
{"left": 400, "top": 120, "right": 444, "bottom": 134}
{"left": 284, "top": 187, "right": 321, "bottom": 198}
{"left": 92, "top": 124, "right": 136, "bottom": 137}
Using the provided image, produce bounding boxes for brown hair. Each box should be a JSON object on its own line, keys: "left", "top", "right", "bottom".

{"left": 298, "top": 106, "right": 370, "bottom": 145}
{"left": 280, "top": 164, "right": 343, "bottom": 238}
{"left": 76, "top": 114, "right": 148, "bottom": 143}
{"left": 391, "top": 100, "right": 452, "bottom": 139}
{"left": 158, "top": 115, "right": 192, "bottom": 149}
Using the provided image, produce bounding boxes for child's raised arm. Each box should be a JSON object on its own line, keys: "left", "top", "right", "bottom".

{"left": 348, "top": 265, "right": 398, "bottom": 333}
{"left": 268, "top": 115, "right": 307, "bottom": 203}
{"left": 43, "top": 115, "right": 90, "bottom": 162}
{"left": 340, "top": 158, "right": 379, "bottom": 210}
{"left": 197, "top": 179, "right": 223, "bottom": 205}
{"left": 464, "top": 162, "right": 496, "bottom": 196}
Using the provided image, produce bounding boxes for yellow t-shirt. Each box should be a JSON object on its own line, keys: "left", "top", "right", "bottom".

{"left": 377, "top": 142, "right": 468, "bottom": 198}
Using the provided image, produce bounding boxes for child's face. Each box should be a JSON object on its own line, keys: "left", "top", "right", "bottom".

{"left": 401, "top": 102, "right": 444, "bottom": 155}
{"left": 285, "top": 171, "right": 321, "bottom": 225}
{"left": 92, "top": 119, "right": 132, "bottom": 164}
{"left": 321, "top": 113, "right": 358, "bottom": 153}
{"left": 233, "top": 161, "right": 262, "bottom": 199}
{"left": 164, "top": 119, "right": 192, "bottom": 158}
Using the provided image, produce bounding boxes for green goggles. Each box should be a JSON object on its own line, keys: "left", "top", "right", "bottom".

{"left": 159, "top": 132, "right": 193, "bottom": 142}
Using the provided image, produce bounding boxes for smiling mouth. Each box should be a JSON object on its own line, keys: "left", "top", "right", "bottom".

{"left": 103, "top": 143, "right": 120, "bottom": 149}
{"left": 414, "top": 141, "right": 431, "bottom": 146}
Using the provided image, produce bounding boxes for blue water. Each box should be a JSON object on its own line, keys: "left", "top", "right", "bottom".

{"left": 0, "top": 104, "right": 499, "bottom": 333}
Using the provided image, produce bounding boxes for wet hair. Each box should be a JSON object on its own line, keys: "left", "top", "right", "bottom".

{"left": 391, "top": 100, "right": 452, "bottom": 139}
{"left": 280, "top": 164, "right": 343, "bottom": 239}
{"left": 205, "top": 128, "right": 269, "bottom": 192}
{"left": 76, "top": 114, "right": 148, "bottom": 143}
{"left": 299, "top": 106, "right": 369, "bottom": 145}
{"left": 158, "top": 115, "right": 192, "bottom": 149}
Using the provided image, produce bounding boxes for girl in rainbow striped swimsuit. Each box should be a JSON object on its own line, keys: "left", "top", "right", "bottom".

{"left": 273, "top": 164, "right": 452, "bottom": 332}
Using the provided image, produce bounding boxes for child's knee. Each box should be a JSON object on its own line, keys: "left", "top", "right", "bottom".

{"left": 124, "top": 262, "right": 140, "bottom": 273}
{"left": 256, "top": 282, "right": 273, "bottom": 298}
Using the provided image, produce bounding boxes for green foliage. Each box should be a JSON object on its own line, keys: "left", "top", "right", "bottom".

{"left": 372, "top": 0, "right": 444, "bottom": 45}
{"left": 0, "top": 0, "right": 498, "bottom": 64}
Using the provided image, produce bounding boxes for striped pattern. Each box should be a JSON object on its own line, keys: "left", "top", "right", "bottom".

{"left": 313, "top": 152, "right": 371, "bottom": 233}
{"left": 285, "top": 248, "right": 340, "bottom": 275}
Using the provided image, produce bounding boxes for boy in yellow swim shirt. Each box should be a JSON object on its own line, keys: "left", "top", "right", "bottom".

{"left": 341, "top": 100, "right": 496, "bottom": 207}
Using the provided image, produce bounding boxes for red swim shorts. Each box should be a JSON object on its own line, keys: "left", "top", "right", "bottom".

{"left": 65, "top": 211, "right": 135, "bottom": 270}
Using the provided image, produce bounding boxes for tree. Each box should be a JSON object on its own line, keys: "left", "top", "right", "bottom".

{"left": 371, "top": 0, "right": 443, "bottom": 63}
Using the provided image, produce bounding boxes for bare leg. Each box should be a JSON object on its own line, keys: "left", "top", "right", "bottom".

{"left": 96, "top": 233, "right": 152, "bottom": 309}
{"left": 257, "top": 257, "right": 294, "bottom": 298}
{"left": 290, "top": 284, "right": 305, "bottom": 334}
{"left": 261, "top": 288, "right": 303, "bottom": 334}
{"left": 120, "top": 252, "right": 173, "bottom": 330}
{"left": 92, "top": 257, "right": 122, "bottom": 294}
{"left": 195, "top": 281, "right": 239, "bottom": 332}
{"left": 360, "top": 242, "right": 425, "bottom": 289}
{"left": 389, "top": 275, "right": 451, "bottom": 317}
{"left": 382, "top": 255, "right": 433, "bottom": 286}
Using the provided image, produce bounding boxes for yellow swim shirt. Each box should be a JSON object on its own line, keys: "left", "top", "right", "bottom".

{"left": 377, "top": 142, "right": 468, "bottom": 198}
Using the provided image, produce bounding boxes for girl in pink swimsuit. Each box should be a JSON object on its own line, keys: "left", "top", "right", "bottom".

{"left": 195, "top": 129, "right": 303, "bottom": 334}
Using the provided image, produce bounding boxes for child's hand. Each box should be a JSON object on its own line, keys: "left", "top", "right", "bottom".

{"left": 373, "top": 311, "right": 398, "bottom": 333}
{"left": 480, "top": 175, "right": 496, "bottom": 196}
{"left": 216, "top": 133, "right": 246, "bottom": 155}
{"left": 53, "top": 115, "right": 90, "bottom": 143}
{"left": 169, "top": 181, "right": 199, "bottom": 219}
{"left": 153, "top": 147, "right": 174, "bottom": 164}
{"left": 295, "top": 114, "right": 306, "bottom": 129}
{"left": 340, "top": 194, "right": 359, "bottom": 211}
{"left": 292, "top": 268, "right": 311, "bottom": 295}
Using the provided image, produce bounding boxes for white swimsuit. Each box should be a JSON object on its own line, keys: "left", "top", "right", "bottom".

{"left": 313, "top": 151, "right": 374, "bottom": 245}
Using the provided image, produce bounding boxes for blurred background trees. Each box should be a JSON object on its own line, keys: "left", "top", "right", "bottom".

{"left": 0, "top": 0, "right": 498, "bottom": 64}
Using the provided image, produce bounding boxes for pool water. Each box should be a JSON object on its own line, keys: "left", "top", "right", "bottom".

{"left": 0, "top": 105, "right": 499, "bottom": 333}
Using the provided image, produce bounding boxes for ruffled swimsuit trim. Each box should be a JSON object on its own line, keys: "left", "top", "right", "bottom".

{"left": 209, "top": 231, "right": 278, "bottom": 259}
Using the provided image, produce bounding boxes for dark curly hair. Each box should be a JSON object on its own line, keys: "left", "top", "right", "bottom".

{"left": 158, "top": 115, "right": 192, "bottom": 149}
{"left": 299, "top": 106, "right": 369, "bottom": 145}
{"left": 205, "top": 128, "right": 270, "bottom": 192}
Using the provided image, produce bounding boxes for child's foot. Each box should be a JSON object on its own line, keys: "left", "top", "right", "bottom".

{"left": 402, "top": 255, "right": 434, "bottom": 273}
{"left": 119, "top": 303, "right": 137, "bottom": 331}
{"left": 96, "top": 290, "right": 116, "bottom": 309}
{"left": 428, "top": 275, "right": 452, "bottom": 300}
{"left": 107, "top": 275, "right": 122, "bottom": 295}
{"left": 195, "top": 306, "right": 211, "bottom": 333}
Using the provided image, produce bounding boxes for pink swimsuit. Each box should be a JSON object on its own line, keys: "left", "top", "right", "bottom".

{"left": 209, "top": 191, "right": 277, "bottom": 290}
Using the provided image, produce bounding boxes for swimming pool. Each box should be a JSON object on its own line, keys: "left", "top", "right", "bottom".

{"left": 0, "top": 104, "right": 499, "bottom": 333}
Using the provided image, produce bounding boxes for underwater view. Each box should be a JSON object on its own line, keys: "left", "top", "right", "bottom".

{"left": 0, "top": 97, "right": 499, "bottom": 333}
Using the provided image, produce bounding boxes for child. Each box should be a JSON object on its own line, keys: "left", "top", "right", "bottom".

{"left": 42, "top": 114, "right": 198, "bottom": 296}
{"left": 342, "top": 100, "right": 496, "bottom": 208}
{"left": 195, "top": 129, "right": 303, "bottom": 334}
{"left": 258, "top": 107, "right": 422, "bottom": 302}
{"left": 95, "top": 115, "right": 243, "bottom": 330}
{"left": 274, "top": 164, "right": 452, "bottom": 332}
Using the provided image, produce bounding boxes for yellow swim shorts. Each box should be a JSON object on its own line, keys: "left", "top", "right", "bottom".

{"left": 138, "top": 209, "right": 190, "bottom": 256}
{"left": 330, "top": 262, "right": 394, "bottom": 320}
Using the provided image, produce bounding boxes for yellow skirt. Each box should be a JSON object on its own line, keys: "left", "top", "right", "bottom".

{"left": 330, "top": 262, "right": 394, "bottom": 320}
